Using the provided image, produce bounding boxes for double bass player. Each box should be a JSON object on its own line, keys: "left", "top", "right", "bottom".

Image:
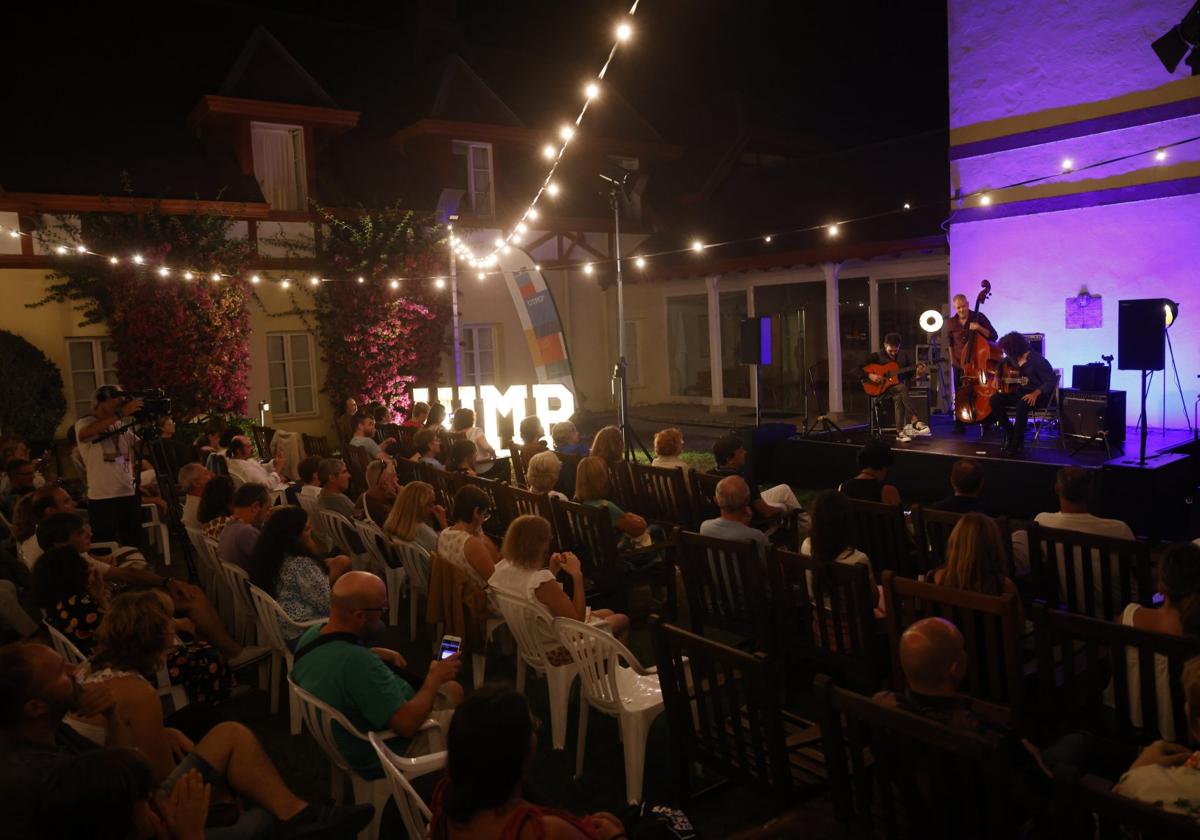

{"left": 946, "top": 292, "right": 997, "bottom": 434}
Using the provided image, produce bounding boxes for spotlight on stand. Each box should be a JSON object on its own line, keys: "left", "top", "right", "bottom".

{"left": 258, "top": 400, "right": 270, "bottom": 427}
{"left": 1165, "top": 299, "right": 1180, "bottom": 328}
{"left": 919, "top": 309, "right": 944, "bottom": 334}
{"left": 1152, "top": 1, "right": 1200, "bottom": 74}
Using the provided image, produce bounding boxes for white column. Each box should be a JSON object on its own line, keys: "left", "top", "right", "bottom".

{"left": 868, "top": 276, "right": 880, "bottom": 351}
{"left": 705, "top": 274, "right": 724, "bottom": 409}
{"left": 822, "top": 261, "right": 843, "bottom": 414}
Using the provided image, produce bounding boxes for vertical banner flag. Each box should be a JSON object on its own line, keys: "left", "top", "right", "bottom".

{"left": 497, "top": 249, "right": 577, "bottom": 393}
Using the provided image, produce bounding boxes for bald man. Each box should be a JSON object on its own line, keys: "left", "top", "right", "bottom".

{"left": 873, "top": 617, "right": 979, "bottom": 731}
{"left": 291, "top": 572, "right": 462, "bottom": 781}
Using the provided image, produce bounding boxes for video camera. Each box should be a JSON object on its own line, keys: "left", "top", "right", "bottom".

{"left": 117, "top": 389, "right": 172, "bottom": 418}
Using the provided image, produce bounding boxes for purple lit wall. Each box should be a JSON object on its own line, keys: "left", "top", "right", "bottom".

{"left": 949, "top": 0, "right": 1200, "bottom": 428}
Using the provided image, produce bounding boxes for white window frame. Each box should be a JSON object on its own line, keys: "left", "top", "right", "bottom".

{"left": 622, "top": 319, "right": 642, "bottom": 387}
{"left": 464, "top": 141, "right": 495, "bottom": 217}
{"left": 250, "top": 122, "right": 308, "bottom": 211}
{"left": 65, "top": 337, "right": 118, "bottom": 419}
{"left": 462, "top": 324, "right": 499, "bottom": 388}
{"left": 266, "top": 332, "right": 318, "bottom": 420}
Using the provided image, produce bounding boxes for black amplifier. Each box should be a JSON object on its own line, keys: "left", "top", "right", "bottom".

{"left": 1060, "top": 389, "right": 1126, "bottom": 443}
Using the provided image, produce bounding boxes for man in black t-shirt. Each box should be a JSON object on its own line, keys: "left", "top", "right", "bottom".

{"left": 861, "top": 333, "right": 929, "bottom": 443}
{"left": 991, "top": 332, "right": 1057, "bottom": 457}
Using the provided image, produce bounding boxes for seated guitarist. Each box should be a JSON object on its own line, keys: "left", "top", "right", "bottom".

{"left": 862, "top": 333, "right": 929, "bottom": 442}
{"left": 991, "top": 331, "right": 1056, "bottom": 457}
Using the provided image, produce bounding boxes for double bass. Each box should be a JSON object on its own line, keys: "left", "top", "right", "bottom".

{"left": 953, "top": 279, "right": 1005, "bottom": 424}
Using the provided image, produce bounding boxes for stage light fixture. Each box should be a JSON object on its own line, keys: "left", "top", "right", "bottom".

{"left": 919, "top": 309, "right": 944, "bottom": 334}
{"left": 1152, "top": 1, "right": 1200, "bottom": 73}
{"left": 1165, "top": 300, "right": 1180, "bottom": 327}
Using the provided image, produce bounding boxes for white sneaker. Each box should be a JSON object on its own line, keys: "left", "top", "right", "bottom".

{"left": 896, "top": 432, "right": 912, "bottom": 443}
{"left": 911, "top": 421, "right": 932, "bottom": 436}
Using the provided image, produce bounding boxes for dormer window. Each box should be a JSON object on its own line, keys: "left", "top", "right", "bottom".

{"left": 251, "top": 122, "right": 308, "bottom": 210}
{"left": 453, "top": 140, "right": 494, "bottom": 216}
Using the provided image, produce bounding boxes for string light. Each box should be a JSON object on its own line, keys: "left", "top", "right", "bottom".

{"left": 542, "top": 144, "right": 556, "bottom": 159}
{"left": 434, "top": 278, "right": 446, "bottom": 289}
{"left": 210, "top": 272, "right": 221, "bottom": 282}
{"left": 616, "top": 21, "right": 632, "bottom": 41}
{"left": 478, "top": 271, "right": 486, "bottom": 280}
{"left": 1155, "top": 149, "right": 1168, "bottom": 162}
{"left": 583, "top": 262, "right": 595, "bottom": 274}
{"left": 309, "top": 275, "right": 320, "bottom": 286}
{"left": 389, "top": 279, "right": 399, "bottom": 290}
{"left": 979, "top": 194, "right": 992, "bottom": 206}
{"left": 763, "top": 235, "right": 772, "bottom": 243}
{"left": 356, "top": 276, "right": 364, "bottom": 284}
{"left": 108, "top": 256, "right": 119, "bottom": 264}
{"left": 75, "top": 244, "right": 87, "bottom": 254}
{"left": 903, "top": 203, "right": 911, "bottom": 210}
{"left": 157, "top": 267, "right": 170, "bottom": 277}
{"left": 7, "top": 230, "right": 18, "bottom": 239}
{"left": 54, "top": 245, "right": 67, "bottom": 255}
{"left": 132, "top": 255, "right": 144, "bottom": 265}
{"left": 691, "top": 239, "right": 704, "bottom": 252}
{"left": 526, "top": 208, "right": 539, "bottom": 221}
{"left": 827, "top": 224, "right": 840, "bottom": 237}
{"left": 585, "top": 82, "right": 600, "bottom": 100}
{"left": 635, "top": 256, "right": 646, "bottom": 268}
{"left": 250, "top": 274, "right": 261, "bottom": 284}
{"left": 1061, "top": 158, "right": 1073, "bottom": 171}
{"left": 183, "top": 271, "right": 193, "bottom": 281}
{"left": 559, "top": 125, "right": 575, "bottom": 142}
{"left": 281, "top": 278, "right": 291, "bottom": 289}
{"left": 546, "top": 182, "right": 560, "bottom": 197}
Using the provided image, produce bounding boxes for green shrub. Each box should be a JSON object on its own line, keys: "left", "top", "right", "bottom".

{"left": 0, "top": 331, "right": 67, "bottom": 443}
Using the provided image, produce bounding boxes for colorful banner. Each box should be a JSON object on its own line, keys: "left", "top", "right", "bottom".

{"left": 498, "top": 250, "right": 576, "bottom": 392}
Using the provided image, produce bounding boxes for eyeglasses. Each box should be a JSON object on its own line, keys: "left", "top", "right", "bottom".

{"left": 357, "top": 605, "right": 389, "bottom": 614}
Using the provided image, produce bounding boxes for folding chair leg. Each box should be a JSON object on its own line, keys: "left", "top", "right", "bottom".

{"left": 574, "top": 700, "right": 590, "bottom": 779}
{"left": 620, "top": 713, "right": 654, "bottom": 804}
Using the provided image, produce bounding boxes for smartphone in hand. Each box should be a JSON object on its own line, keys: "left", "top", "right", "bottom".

{"left": 438, "top": 635, "right": 462, "bottom": 660}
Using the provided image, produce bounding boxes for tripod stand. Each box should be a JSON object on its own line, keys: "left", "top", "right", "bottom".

{"left": 802, "top": 362, "right": 844, "bottom": 440}
{"left": 136, "top": 430, "right": 199, "bottom": 584}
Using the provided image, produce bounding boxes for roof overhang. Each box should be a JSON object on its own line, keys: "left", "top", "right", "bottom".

{"left": 0, "top": 189, "right": 273, "bottom": 218}
{"left": 188, "top": 95, "right": 360, "bottom": 133}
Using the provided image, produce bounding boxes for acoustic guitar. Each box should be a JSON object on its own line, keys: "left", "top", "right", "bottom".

{"left": 861, "top": 361, "right": 928, "bottom": 396}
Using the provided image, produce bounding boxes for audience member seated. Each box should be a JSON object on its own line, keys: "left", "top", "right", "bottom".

{"left": 384, "top": 480, "right": 445, "bottom": 559}
{"left": 0, "top": 436, "right": 46, "bottom": 497}
{"left": 349, "top": 412, "right": 394, "bottom": 465}
{"left": 224, "top": 433, "right": 289, "bottom": 493}
{"left": 800, "top": 489, "right": 880, "bottom": 611}
{"left": 248, "top": 506, "right": 351, "bottom": 646}
{"left": 1035, "top": 466, "right": 1134, "bottom": 540}
{"left": 403, "top": 401, "right": 430, "bottom": 429}
{"left": 192, "top": 416, "right": 226, "bottom": 460}
{"left": 36, "top": 512, "right": 158, "bottom": 588}
{"left": 929, "top": 458, "right": 987, "bottom": 513}
{"left": 428, "top": 684, "right": 626, "bottom": 840}
{"left": 839, "top": 440, "right": 901, "bottom": 505}
{"left": 289, "top": 455, "right": 323, "bottom": 510}
{"left": 491, "top": 514, "right": 629, "bottom": 642}
{"left": 33, "top": 552, "right": 244, "bottom": 703}
{"left": 0, "top": 642, "right": 373, "bottom": 839}
{"left": 1111, "top": 542, "right": 1200, "bottom": 742}
{"left": 931, "top": 512, "right": 1022, "bottom": 623}
{"left": 451, "top": 408, "right": 499, "bottom": 477}
{"left": 355, "top": 460, "right": 398, "bottom": 525}
{"left": 651, "top": 427, "right": 691, "bottom": 480}
{"left": 335, "top": 397, "right": 359, "bottom": 448}
{"left": 1113, "top": 655, "right": 1200, "bottom": 821}
{"left": 873, "top": 616, "right": 977, "bottom": 727}
{"left": 414, "top": 428, "right": 445, "bottom": 468}
{"left": 316, "top": 458, "right": 356, "bottom": 520}
{"left": 589, "top": 425, "right": 625, "bottom": 466}
{"left": 437, "top": 486, "right": 501, "bottom": 588}
{"left": 197, "top": 474, "right": 236, "bottom": 540}
{"left": 2, "top": 458, "right": 38, "bottom": 518}
{"left": 218, "top": 483, "right": 270, "bottom": 569}
{"left": 575, "top": 455, "right": 656, "bottom": 551}
{"left": 425, "top": 401, "right": 448, "bottom": 433}
{"left": 516, "top": 416, "right": 550, "bottom": 466}
{"left": 155, "top": 415, "right": 198, "bottom": 475}
{"left": 525, "top": 451, "right": 568, "bottom": 501}
{"left": 177, "top": 463, "right": 212, "bottom": 531}
{"left": 709, "top": 434, "right": 802, "bottom": 520}
{"left": 445, "top": 439, "right": 479, "bottom": 476}
{"left": 291, "top": 571, "right": 463, "bottom": 781}
{"left": 700, "top": 475, "right": 769, "bottom": 561}
{"left": 550, "top": 420, "right": 591, "bottom": 457}
{"left": 18, "top": 485, "right": 77, "bottom": 568}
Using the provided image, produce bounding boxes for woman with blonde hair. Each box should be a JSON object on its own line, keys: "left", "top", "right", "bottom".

{"left": 355, "top": 459, "right": 398, "bottom": 525}
{"left": 491, "top": 515, "right": 628, "bottom": 642}
{"left": 383, "top": 480, "right": 447, "bottom": 555}
{"left": 651, "top": 427, "right": 690, "bottom": 480}
{"left": 574, "top": 456, "right": 650, "bottom": 546}
{"left": 525, "top": 451, "right": 567, "bottom": 500}
{"left": 589, "top": 425, "right": 624, "bottom": 466}
{"left": 931, "top": 512, "right": 1017, "bottom": 599}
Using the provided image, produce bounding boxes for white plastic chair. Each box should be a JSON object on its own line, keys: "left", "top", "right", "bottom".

{"left": 212, "top": 563, "right": 273, "bottom": 686}
{"left": 296, "top": 491, "right": 319, "bottom": 519}
{"left": 354, "top": 518, "right": 390, "bottom": 579}
{"left": 44, "top": 620, "right": 86, "bottom": 665}
{"left": 492, "top": 588, "right": 578, "bottom": 750}
{"left": 368, "top": 731, "right": 446, "bottom": 840}
{"left": 141, "top": 503, "right": 172, "bottom": 566}
{"left": 553, "top": 617, "right": 664, "bottom": 804}
{"left": 289, "top": 678, "right": 446, "bottom": 840}
{"left": 183, "top": 528, "right": 220, "bottom": 607}
{"left": 316, "top": 509, "right": 360, "bottom": 557}
{"left": 248, "top": 584, "right": 322, "bottom": 735}
{"left": 388, "top": 538, "right": 432, "bottom": 638}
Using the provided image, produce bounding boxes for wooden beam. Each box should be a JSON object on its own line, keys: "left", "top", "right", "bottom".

{"left": 0, "top": 192, "right": 273, "bottom": 218}
{"left": 189, "top": 95, "right": 360, "bottom": 131}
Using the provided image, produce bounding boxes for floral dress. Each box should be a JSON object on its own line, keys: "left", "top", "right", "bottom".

{"left": 274, "top": 555, "right": 330, "bottom": 642}
{"left": 48, "top": 591, "right": 234, "bottom": 704}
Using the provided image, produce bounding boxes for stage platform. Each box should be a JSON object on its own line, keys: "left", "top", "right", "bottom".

{"left": 765, "top": 415, "right": 1198, "bottom": 541}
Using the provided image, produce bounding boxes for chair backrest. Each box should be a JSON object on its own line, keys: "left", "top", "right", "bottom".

{"left": 394, "top": 457, "right": 418, "bottom": 486}
{"left": 493, "top": 483, "right": 557, "bottom": 548}
{"left": 296, "top": 490, "right": 319, "bottom": 519}
{"left": 368, "top": 732, "right": 444, "bottom": 840}
{"left": 214, "top": 561, "right": 256, "bottom": 645}
{"left": 549, "top": 497, "right": 623, "bottom": 592}
{"left": 688, "top": 471, "right": 722, "bottom": 523}
{"left": 354, "top": 518, "right": 390, "bottom": 574}
{"left": 1027, "top": 522, "right": 1153, "bottom": 622}
{"left": 249, "top": 425, "right": 272, "bottom": 461}
{"left": 631, "top": 462, "right": 696, "bottom": 529}
{"left": 1054, "top": 773, "right": 1200, "bottom": 838}
{"left": 345, "top": 445, "right": 372, "bottom": 498}
{"left": 909, "top": 505, "right": 1014, "bottom": 580}
{"left": 462, "top": 474, "right": 506, "bottom": 538}
{"left": 1032, "top": 603, "right": 1200, "bottom": 745}
{"left": 677, "top": 530, "right": 773, "bottom": 648}
{"left": 45, "top": 621, "right": 86, "bottom": 664}
{"left": 416, "top": 462, "right": 462, "bottom": 512}
{"left": 817, "top": 674, "right": 1012, "bottom": 840}
{"left": 316, "top": 508, "right": 359, "bottom": 556}
{"left": 302, "top": 433, "right": 331, "bottom": 458}
{"left": 882, "top": 571, "right": 1025, "bottom": 725}
{"left": 552, "top": 451, "right": 582, "bottom": 498}
{"left": 389, "top": 537, "right": 432, "bottom": 596}
{"left": 289, "top": 677, "right": 370, "bottom": 774}
{"left": 492, "top": 588, "right": 560, "bottom": 674}
{"left": 775, "top": 549, "right": 880, "bottom": 688}
{"left": 606, "top": 461, "right": 638, "bottom": 513}
{"left": 848, "top": 498, "right": 925, "bottom": 578}
{"left": 248, "top": 583, "right": 310, "bottom": 657}
{"left": 649, "top": 616, "right": 816, "bottom": 805}
{"left": 553, "top": 616, "right": 654, "bottom": 715}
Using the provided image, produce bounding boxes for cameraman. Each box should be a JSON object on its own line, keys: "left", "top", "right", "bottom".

{"left": 74, "top": 386, "right": 143, "bottom": 547}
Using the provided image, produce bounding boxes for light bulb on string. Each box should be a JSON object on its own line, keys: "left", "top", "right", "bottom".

{"left": 585, "top": 82, "right": 600, "bottom": 100}
{"left": 635, "top": 256, "right": 646, "bottom": 268}
{"left": 1061, "top": 158, "right": 1073, "bottom": 171}
{"left": 434, "top": 278, "right": 446, "bottom": 289}
{"left": 281, "top": 279, "right": 291, "bottom": 289}
{"left": 356, "top": 276, "right": 364, "bottom": 284}
{"left": 583, "top": 262, "right": 594, "bottom": 274}
{"left": 250, "top": 274, "right": 261, "bottom": 284}
{"left": 542, "top": 144, "right": 556, "bottom": 159}
{"left": 691, "top": 239, "right": 704, "bottom": 252}
{"left": 763, "top": 235, "right": 772, "bottom": 243}
{"left": 75, "top": 245, "right": 87, "bottom": 254}
{"left": 389, "top": 279, "right": 400, "bottom": 290}
{"left": 494, "top": 237, "right": 505, "bottom": 247}
{"left": 211, "top": 273, "right": 221, "bottom": 282}
{"left": 7, "top": 229, "right": 18, "bottom": 239}
{"left": 158, "top": 267, "right": 170, "bottom": 277}
{"left": 132, "top": 255, "right": 144, "bottom": 265}
{"left": 1155, "top": 149, "right": 1168, "bottom": 162}
{"left": 309, "top": 276, "right": 320, "bottom": 287}
{"left": 616, "top": 21, "right": 632, "bottom": 41}
{"left": 515, "top": 222, "right": 527, "bottom": 234}
{"left": 477, "top": 271, "right": 486, "bottom": 280}
{"left": 903, "top": 203, "right": 911, "bottom": 210}
{"left": 54, "top": 246, "right": 67, "bottom": 255}
{"left": 979, "top": 194, "right": 992, "bottom": 206}
{"left": 502, "top": 245, "right": 512, "bottom": 254}
{"left": 827, "top": 224, "right": 840, "bottom": 237}
{"left": 546, "top": 182, "right": 560, "bottom": 197}
{"left": 559, "top": 125, "right": 575, "bottom": 142}
{"left": 183, "top": 271, "right": 193, "bottom": 281}
{"left": 109, "top": 256, "right": 119, "bottom": 265}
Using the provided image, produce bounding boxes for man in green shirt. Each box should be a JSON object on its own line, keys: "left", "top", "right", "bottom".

{"left": 292, "top": 571, "right": 462, "bottom": 780}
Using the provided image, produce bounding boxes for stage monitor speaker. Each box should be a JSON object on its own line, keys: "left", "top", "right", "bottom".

{"left": 908, "top": 386, "right": 932, "bottom": 424}
{"left": 1072, "top": 364, "right": 1111, "bottom": 391}
{"left": 738, "top": 317, "right": 772, "bottom": 366}
{"left": 1118, "top": 299, "right": 1167, "bottom": 371}
{"left": 1060, "top": 389, "right": 1126, "bottom": 443}
{"left": 1022, "top": 332, "right": 1045, "bottom": 357}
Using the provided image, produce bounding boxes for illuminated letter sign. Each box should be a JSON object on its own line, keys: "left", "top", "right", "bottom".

{"left": 410, "top": 385, "right": 575, "bottom": 454}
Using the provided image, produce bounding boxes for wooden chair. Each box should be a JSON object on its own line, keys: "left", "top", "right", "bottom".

{"left": 462, "top": 474, "right": 506, "bottom": 539}
{"left": 648, "top": 615, "right": 826, "bottom": 808}
{"left": 848, "top": 497, "right": 927, "bottom": 578}
{"left": 631, "top": 462, "right": 696, "bottom": 529}
{"left": 345, "top": 444, "right": 371, "bottom": 499}
{"left": 553, "top": 450, "right": 582, "bottom": 499}
{"left": 493, "top": 483, "right": 558, "bottom": 549}
{"left": 302, "top": 433, "right": 331, "bottom": 458}
{"left": 394, "top": 457, "right": 418, "bottom": 486}
{"left": 882, "top": 571, "right": 1026, "bottom": 729}
{"left": 1054, "top": 773, "right": 1200, "bottom": 838}
{"left": 415, "top": 462, "right": 463, "bottom": 513}
{"left": 1032, "top": 603, "right": 1200, "bottom": 746}
{"left": 1027, "top": 522, "right": 1153, "bottom": 622}
{"left": 551, "top": 496, "right": 676, "bottom": 617}
{"left": 676, "top": 530, "right": 773, "bottom": 651}
{"left": 688, "top": 471, "right": 721, "bottom": 524}
{"left": 775, "top": 548, "right": 883, "bottom": 692}
{"left": 909, "top": 504, "right": 1013, "bottom": 577}
{"left": 817, "top": 674, "right": 1015, "bottom": 840}
{"left": 606, "top": 461, "right": 639, "bottom": 513}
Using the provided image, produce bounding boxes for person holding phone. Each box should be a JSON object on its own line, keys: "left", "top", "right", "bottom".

{"left": 291, "top": 571, "right": 463, "bottom": 781}
{"left": 490, "top": 515, "right": 629, "bottom": 643}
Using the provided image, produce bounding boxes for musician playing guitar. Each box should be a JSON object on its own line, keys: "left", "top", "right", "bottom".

{"left": 861, "top": 333, "right": 930, "bottom": 442}
{"left": 947, "top": 293, "right": 997, "bottom": 434}
{"left": 990, "top": 331, "right": 1056, "bottom": 457}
